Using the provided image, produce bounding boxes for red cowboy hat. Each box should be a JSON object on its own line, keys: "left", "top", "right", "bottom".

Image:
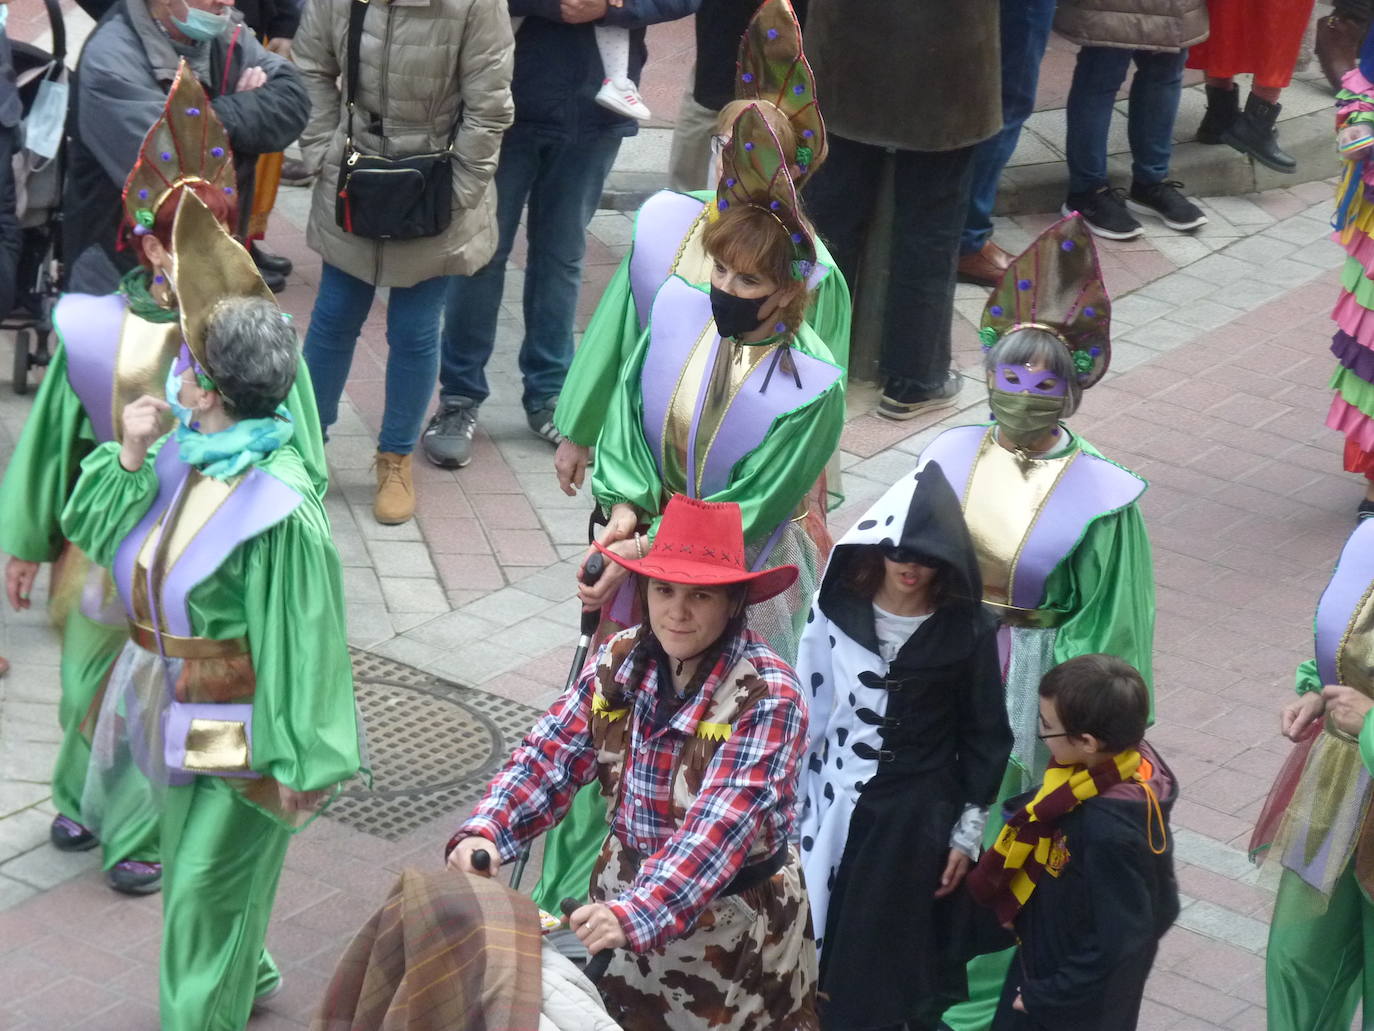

{"left": 595, "top": 496, "right": 799, "bottom": 605}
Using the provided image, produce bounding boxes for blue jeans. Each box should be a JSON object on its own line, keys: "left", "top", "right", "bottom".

{"left": 439, "top": 126, "right": 623, "bottom": 413}
{"left": 302, "top": 263, "right": 449, "bottom": 455}
{"left": 1065, "top": 46, "right": 1189, "bottom": 195}
{"left": 962, "top": 0, "right": 1056, "bottom": 254}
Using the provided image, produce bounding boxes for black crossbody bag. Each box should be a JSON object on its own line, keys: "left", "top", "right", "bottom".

{"left": 335, "top": 0, "right": 454, "bottom": 240}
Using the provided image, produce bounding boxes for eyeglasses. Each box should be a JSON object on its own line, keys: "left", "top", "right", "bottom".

{"left": 1037, "top": 731, "right": 1070, "bottom": 740}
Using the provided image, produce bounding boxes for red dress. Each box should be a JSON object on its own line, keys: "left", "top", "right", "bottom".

{"left": 1185, "top": 0, "right": 1317, "bottom": 89}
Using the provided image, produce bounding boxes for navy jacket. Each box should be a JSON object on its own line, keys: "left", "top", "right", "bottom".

{"left": 508, "top": 0, "right": 697, "bottom": 142}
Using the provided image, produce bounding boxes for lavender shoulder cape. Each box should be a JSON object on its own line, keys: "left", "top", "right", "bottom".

{"left": 921, "top": 424, "right": 1146, "bottom": 610}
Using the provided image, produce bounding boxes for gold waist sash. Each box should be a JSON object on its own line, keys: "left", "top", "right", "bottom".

{"left": 129, "top": 623, "right": 250, "bottom": 660}
{"left": 984, "top": 601, "right": 1067, "bottom": 630}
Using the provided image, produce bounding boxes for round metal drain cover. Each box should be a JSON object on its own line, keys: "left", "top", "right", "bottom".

{"left": 325, "top": 648, "right": 542, "bottom": 841}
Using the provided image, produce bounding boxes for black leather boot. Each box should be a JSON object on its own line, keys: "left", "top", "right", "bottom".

{"left": 1223, "top": 93, "right": 1297, "bottom": 173}
{"left": 1195, "top": 84, "right": 1239, "bottom": 144}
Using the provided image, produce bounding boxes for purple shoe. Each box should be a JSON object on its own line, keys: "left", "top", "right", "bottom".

{"left": 50, "top": 814, "right": 98, "bottom": 852}
{"left": 107, "top": 859, "right": 162, "bottom": 896}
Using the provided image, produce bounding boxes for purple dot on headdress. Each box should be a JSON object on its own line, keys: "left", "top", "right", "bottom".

{"left": 791, "top": 232, "right": 803, "bottom": 243}
{"left": 766, "top": 27, "right": 778, "bottom": 39}
{"left": 774, "top": 321, "right": 786, "bottom": 333}
{"left": 744, "top": 141, "right": 754, "bottom": 151}
{"left": 161, "top": 152, "right": 172, "bottom": 162}
{"left": 990, "top": 305, "right": 1003, "bottom": 316}
{"left": 186, "top": 107, "right": 200, "bottom": 116}
{"left": 741, "top": 72, "right": 754, "bottom": 83}
{"left": 726, "top": 178, "right": 736, "bottom": 188}
{"left": 770, "top": 200, "right": 781, "bottom": 210}
{"left": 792, "top": 84, "right": 805, "bottom": 95}
{"left": 153, "top": 274, "right": 166, "bottom": 285}
{"left": 211, "top": 147, "right": 225, "bottom": 158}
{"left": 1017, "top": 278, "right": 1031, "bottom": 290}
{"left": 718, "top": 199, "right": 729, "bottom": 211}
{"left": 1084, "top": 306, "right": 1096, "bottom": 318}
{"left": 132, "top": 224, "right": 149, "bottom": 236}
{"left": 1090, "top": 346, "right": 1102, "bottom": 357}
{"left": 802, "top": 129, "right": 813, "bottom": 139}
{"left": 1061, "top": 239, "right": 1075, "bottom": 252}
{"left": 138, "top": 188, "right": 149, "bottom": 200}
{"left": 224, "top": 186, "right": 234, "bottom": 195}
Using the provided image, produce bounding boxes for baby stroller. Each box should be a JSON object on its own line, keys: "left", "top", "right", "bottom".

{"left": 6, "top": 0, "right": 68, "bottom": 395}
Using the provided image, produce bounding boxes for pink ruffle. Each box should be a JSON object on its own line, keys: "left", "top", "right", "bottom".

{"left": 1332, "top": 292, "right": 1374, "bottom": 348}
{"left": 1328, "top": 394, "right": 1374, "bottom": 450}
{"left": 1343, "top": 67, "right": 1374, "bottom": 95}
{"left": 1341, "top": 229, "right": 1374, "bottom": 268}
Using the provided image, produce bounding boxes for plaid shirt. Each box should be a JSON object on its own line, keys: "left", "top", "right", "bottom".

{"left": 452, "top": 627, "right": 807, "bottom": 954}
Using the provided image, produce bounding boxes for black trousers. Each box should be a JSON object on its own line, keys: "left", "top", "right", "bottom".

{"left": 804, "top": 133, "right": 975, "bottom": 392}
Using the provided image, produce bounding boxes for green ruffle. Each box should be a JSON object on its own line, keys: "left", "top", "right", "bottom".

{"left": 1331, "top": 364, "right": 1374, "bottom": 419}
{"left": 117, "top": 267, "right": 179, "bottom": 324}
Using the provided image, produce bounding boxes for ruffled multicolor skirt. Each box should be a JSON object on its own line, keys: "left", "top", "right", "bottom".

{"left": 1330, "top": 68, "right": 1374, "bottom": 476}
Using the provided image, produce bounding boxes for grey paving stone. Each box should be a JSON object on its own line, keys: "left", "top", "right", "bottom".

{"left": 340, "top": 566, "right": 385, "bottom": 606}
{"left": 422, "top": 640, "right": 523, "bottom": 686}
{"left": 363, "top": 541, "right": 437, "bottom": 579}
{"left": 371, "top": 634, "right": 445, "bottom": 670}
{"left": 1112, "top": 293, "right": 1183, "bottom": 329}
{"left": 1174, "top": 897, "right": 1270, "bottom": 955}
{"left": 1116, "top": 319, "right": 1200, "bottom": 353}
{"left": 0, "top": 873, "right": 37, "bottom": 911}
{"left": 0, "top": 782, "right": 50, "bottom": 819}
{"left": 345, "top": 602, "right": 395, "bottom": 650}
{"left": 378, "top": 576, "right": 449, "bottom": 614}
{"left": 401, "top": 609, "right": 504, "bottom": 650}
{"left": 0, "top": 740, "right": 58, "bottom": 784}
{"left": 1146, "top": 232, "right": 1214, "bottom": 268}
{"left": 0, "top": 808, "right": 53, "bottom": 860}
{"left": 0, "top": 844, "right": 99, "bottom": 890}
{"left": 460, "top": 588, "right": 552, "bottom": 628}
{"left": 1204, "top": 195, "right": 1275, "bottom": 227}
{"left": 1136, "top": 274, "right": 1218, "bottom": 307}
{"left": 1221, "top": 234, "right": 1298, "bottom": 266}
{"left": 1188, "top": 253, "right": 1260, "bottom": 286}
{"left": 489, "top": 617, "right": 576, "bottom": 658}
{"left": 1168, "top": 299, "right": 1247, "bottom": 331}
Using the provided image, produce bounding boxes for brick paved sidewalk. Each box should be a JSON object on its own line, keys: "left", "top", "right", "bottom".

{"left": 0, "top": 175, "right": 1360, "bottom": 1028}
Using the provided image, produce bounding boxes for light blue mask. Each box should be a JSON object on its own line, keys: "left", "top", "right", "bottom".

{"left": 165, "top": 364, "right": 200, "bottom": 431}
{"left": 172, "top": 4, "right": 230, "bottom": 42}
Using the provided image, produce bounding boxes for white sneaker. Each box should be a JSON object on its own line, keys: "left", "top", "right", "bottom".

{"left": 595, "top": 78, "right": 651, "bottom": 121}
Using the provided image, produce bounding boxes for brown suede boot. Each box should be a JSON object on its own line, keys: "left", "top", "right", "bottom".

{"left": 374, "top": 451, "right": 415, "bottom": 525}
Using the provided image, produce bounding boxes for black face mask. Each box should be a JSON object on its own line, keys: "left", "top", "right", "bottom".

{"left": 710, "top": 285, "right": 768, "bottom": 339}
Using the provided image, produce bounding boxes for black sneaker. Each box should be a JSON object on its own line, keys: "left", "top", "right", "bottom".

{"left": 1062, "top": 187, "right": 1142, "bottom": 241}
{"left": 1126, "top": 180, "right": 1208, "bottom": 232}
{"left": 1358, "top": 499, "right": 1374, "bottom": 521}
{"left": 526, "top": 399, "right": 565, "bottom": 446}
{"left": 421, "top": 397, "right": 478, "bottom": 468}
{"left": 878, "top": 370, "right": 963, "bottom": 422}
{"left": 50, "top": 814, "right": 98, "bottom": 852}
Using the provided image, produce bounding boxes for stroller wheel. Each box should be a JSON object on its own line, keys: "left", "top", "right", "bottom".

{"left": 12, "top": 328, "right": 32, "bottom": 394}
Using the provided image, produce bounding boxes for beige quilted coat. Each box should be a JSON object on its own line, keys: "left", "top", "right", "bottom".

{"left": 293, "top": 0, "right": 514, "bottom": 288}
{"left": 1054, "top": 0, "right": 1209, "bottom": 52}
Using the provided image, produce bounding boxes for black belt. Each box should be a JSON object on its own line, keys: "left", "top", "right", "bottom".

{"left": 721, "top": 844, "right": 789, "bottom": 896}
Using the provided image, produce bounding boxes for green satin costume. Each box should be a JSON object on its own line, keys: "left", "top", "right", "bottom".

{"left": 1265, "top": 661, "right": 1374, "bottom": 1029}
{"left": 532, "top": 302, "right": 846, "bottom": 915}
{"left": 942, "top": 431, "right": 1155, "bottom": 1031}
{"left": 60, "top": 438, "right": 356, "bottom": 1031}
{"left": 0, "top": 295, "right": 326, "bottom": 873}
{"left": 552, "top": 189, "right": 851, "bottom": 451}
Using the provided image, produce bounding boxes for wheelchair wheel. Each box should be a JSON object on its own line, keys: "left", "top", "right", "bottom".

{"left": 12, "top": 327, "right": 32, "bottom": 394}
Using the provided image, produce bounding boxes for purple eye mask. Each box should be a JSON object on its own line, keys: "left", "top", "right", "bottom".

{"left": 993, "top": 363, "right": 1067, "bottom": 398}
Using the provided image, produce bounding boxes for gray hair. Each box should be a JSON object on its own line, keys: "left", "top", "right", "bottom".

{"left": 204, "top": 297, "right": 299, "bottom": 419}
{"left": 983, "top": 327, "right": 1082, "bottom": 418}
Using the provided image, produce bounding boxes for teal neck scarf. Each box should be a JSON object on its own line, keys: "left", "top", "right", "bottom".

{"left": 176, "top": 407, "right": 295, "bottom": 480}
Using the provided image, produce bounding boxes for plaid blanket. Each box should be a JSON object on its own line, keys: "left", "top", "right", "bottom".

{"left": 312, "top": 868, "right": 543, "bottom": 1031}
